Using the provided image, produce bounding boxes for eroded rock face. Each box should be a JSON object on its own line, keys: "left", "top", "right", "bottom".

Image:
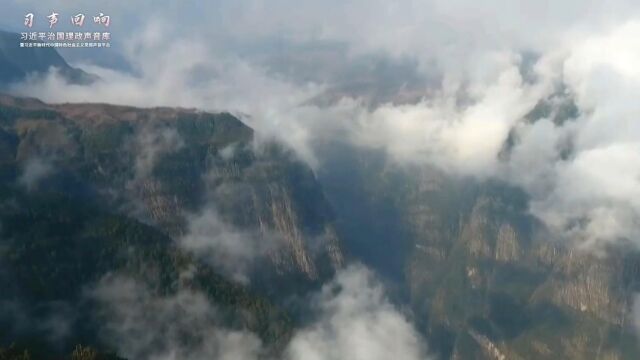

{"left": 317, "top": 145, "right": 640, "bottom": 360}
{"left": 0, "top": 95, "right": 344, "bottom": 289}
{"left": 406, "top": 183, "right": 636, "bottom": 357}
{"left": 407, "top": 179, "right": 640, "bottom": 359}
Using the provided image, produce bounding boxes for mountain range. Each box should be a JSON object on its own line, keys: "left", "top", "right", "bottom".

{"left": 0, "top": 29, "right": 639, "bottom": 360}
{"left": 0, "top": 31, "right": 95, "bottom": 87}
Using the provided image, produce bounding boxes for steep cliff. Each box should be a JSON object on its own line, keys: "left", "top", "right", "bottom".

{"left": 0, "top": 95, "right": 345, "bottom": 357}
{"left": 0, "top": 95, "right": 343, "bottom": 284}
{"left": 318, "top": 142, "right": 640, "bottom": 360}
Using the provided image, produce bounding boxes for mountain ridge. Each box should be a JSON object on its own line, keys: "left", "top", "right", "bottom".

{"left": 0, "top": 30, "right": 96, "bottom": 87}
{"left": 0, "top": 94, "right": 345, "bottom": 358}
{"left": 317, "top": 141, "right": 640, "bottom": 359}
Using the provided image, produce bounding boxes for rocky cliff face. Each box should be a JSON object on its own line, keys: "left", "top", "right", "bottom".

{"left": 407, "top": 179, "right": 639, "bottom": 359}
{"left": 3, "top": 92, "right": 638, "bottom": 359}
{"left": 0, "top": 94, "right": 344, "bottom": 290}
{"left": 318, "top": 143, "right": 640, "bottom": 360}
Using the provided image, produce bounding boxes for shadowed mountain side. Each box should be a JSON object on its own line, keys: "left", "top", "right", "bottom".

{"left": 317, "top": 140, "right": 640, "bottom": 360}
{"left": 0, "top": 94, "right": 344, "bottom": 296}
{"left": 0, "top": 186, "right": 292, "bottom": 359}
{"left": 0, "top": 31, "right": 97, "bottom": 87}
{"left": 0, "top": 94, "right": 352, "bottom": 358}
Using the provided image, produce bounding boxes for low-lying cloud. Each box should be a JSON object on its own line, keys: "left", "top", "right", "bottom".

{"left": 90, "top": 274, "right": 264, "bottom": 360}
{"left": 5, "top": 0, "right": 640, "bottom": 250}
{"left": 18, "top": 157, "right": 54, "bottom": 191}
{"left": 90, "top": 265, "right": 432, "bottom": 360}
{"left": 133, "top": 126, "right": 184, "bottom": 180}
{"left": 286, "top": 265, "right": 430, "bottom": 360}
{"left": 180, "top": 207, "right": 281, "bottom": 284}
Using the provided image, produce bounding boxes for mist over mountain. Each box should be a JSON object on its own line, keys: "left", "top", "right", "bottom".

{"left": 0, "top": 31, "right": 95, "bottom": 87}
{"left": 0, "top": 94, "right": 432, "bottom": 360}
{"left": 318, "top": 142, "right": 640, "bottom": 359}
{"left": 2, "top": 0, "right": 640, "bottom": 359}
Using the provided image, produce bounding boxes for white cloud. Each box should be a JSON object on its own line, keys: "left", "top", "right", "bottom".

{"left": 9, "top": 30, "right": 326, "bottom": 167}
{"left": 90, "top": 265, "right": 431, "bottom": 360}
{"left": 133, "top": 126, "right": 184, "bottom": 180}
{"left": 90, "top": 274, "right": 264, "bottom": 360}
{"left": 6, "top": 1, "right": 640, "bottom": 248}
{"left": 18, "top": 157, "right": 54, "bottom": 191}
{"left": 503, "top": 22, "right": 640, "bottom": 248}
{"left": 180, "top": 207, "right": 281, "bottom": 284}
{"left": 286, "top": 265, "right": 431, "bottom": 360}
{"left": 529, "top": 143, "right": 640, "bottom": 247}
{"left": 350, "top": 55, "right": 550, "bottom": 176}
